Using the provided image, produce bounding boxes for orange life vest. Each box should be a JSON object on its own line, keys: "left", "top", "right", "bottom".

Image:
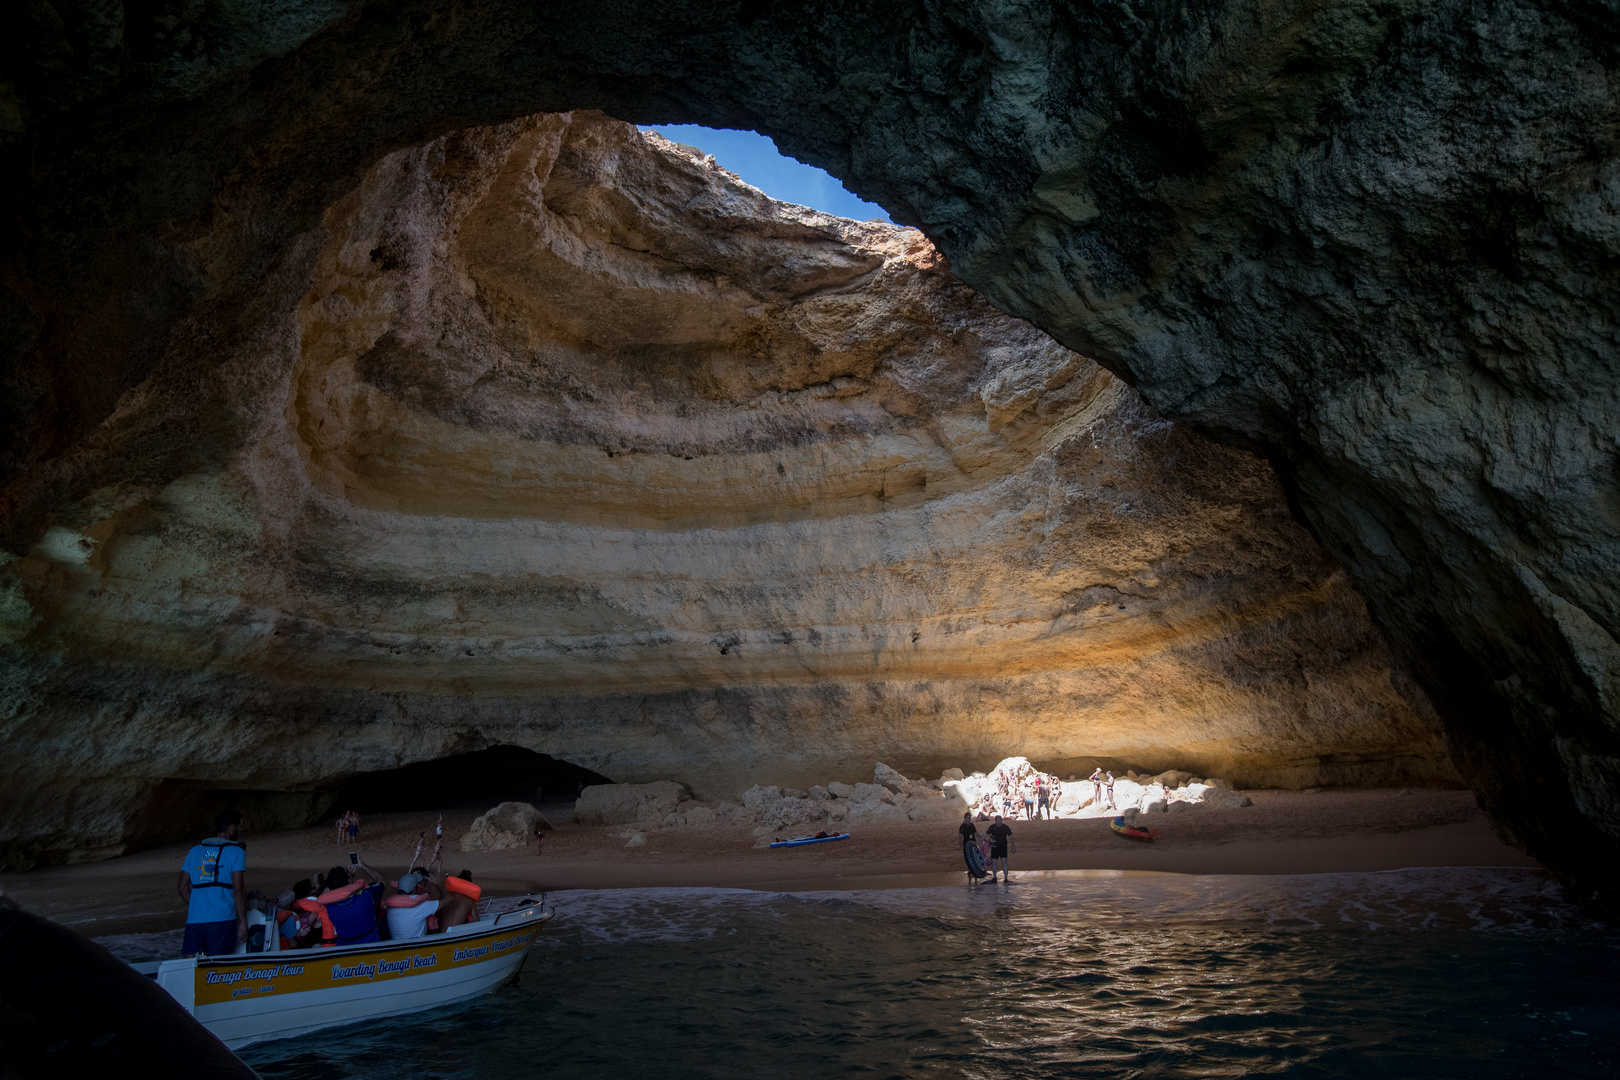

{"left": 443, "top": 875, "right": 481, "bottom": 901}
{"left": 291, "top": 897, "right": 333, "bottom": 945}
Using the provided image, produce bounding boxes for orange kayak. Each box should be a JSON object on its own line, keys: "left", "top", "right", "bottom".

{"left": 1111, "top": 816, "right": 1159, "bottom": 842}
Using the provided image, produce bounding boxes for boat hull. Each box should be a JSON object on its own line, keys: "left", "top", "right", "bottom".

{"left": 149, "top": 898, "right": 550, "bottom": 1049}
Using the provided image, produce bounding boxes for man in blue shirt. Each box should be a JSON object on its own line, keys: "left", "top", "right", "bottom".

{"left": 177, "top": 810, "right": 247, "bottom": 956}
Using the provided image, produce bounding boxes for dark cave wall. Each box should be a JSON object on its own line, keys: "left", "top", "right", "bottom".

{"left": 3, "top": 1, "right": 1618, "bottom": 896}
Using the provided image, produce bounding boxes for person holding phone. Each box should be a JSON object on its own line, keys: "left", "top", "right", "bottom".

{"left": 316, "top": 854, "right": 395, "bottom": 945}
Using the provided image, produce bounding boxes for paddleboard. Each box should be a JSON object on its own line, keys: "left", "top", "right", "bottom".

{"left": 769, "top": 832, "right": 850, "bottom": 848}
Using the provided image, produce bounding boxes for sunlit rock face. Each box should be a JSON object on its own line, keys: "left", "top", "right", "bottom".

{"left": 0, "top": 114, "right": 1449, "bottom": 867}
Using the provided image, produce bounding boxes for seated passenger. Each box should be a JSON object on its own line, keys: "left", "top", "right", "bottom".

{"left": 276, "top": 879, "right": 323, "bottom": 949}
{"left": 317, "top": 865, "right": 387, "bottom": 945}
{"left": 383, "top": 871, "right": 441, "bottom": 940}
{"left": 387, "top": 868, "right": 478, "bottom": 936}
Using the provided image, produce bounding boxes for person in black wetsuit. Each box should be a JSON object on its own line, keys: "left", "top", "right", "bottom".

{"left": 986, "top": 815, "right": 1015, "bottom": 882}
{"left": 958, "top": 812, "right": 982, "bottom": 879}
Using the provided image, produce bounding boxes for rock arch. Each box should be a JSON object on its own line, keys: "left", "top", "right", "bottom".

{"left": 4, "top": 3, "right": 1617, "bottom": 899}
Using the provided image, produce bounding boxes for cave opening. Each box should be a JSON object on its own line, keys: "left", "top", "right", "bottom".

{"left": 330, "top": 746, "right": 613, "bottom": 815}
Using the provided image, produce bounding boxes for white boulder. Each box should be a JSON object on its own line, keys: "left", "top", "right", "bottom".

{"left": 459, "top": 801, "right": 543, "bottom": 851}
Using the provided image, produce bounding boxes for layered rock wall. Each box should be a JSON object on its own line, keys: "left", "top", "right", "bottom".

{"left": 0, "top": 114, "right": 1448, "bottom": 866}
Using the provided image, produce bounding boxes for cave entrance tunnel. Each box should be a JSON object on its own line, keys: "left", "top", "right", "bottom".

{"left": 328, "top": 746, "right": 614, "bottom": 817}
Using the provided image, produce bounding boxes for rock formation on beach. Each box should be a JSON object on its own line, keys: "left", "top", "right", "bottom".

{"left": 593, "top": 759, "right": 1253, "bottom": 846}
{"left": 0, "top": 113, "right": 1443, "bottom": 868}
{"left": 5, "top": 3, "right": 1617, "bottom": 898}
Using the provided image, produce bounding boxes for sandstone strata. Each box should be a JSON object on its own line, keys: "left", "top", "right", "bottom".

{"left": 0, "top": 114, "right": 1446, "bottom": 867}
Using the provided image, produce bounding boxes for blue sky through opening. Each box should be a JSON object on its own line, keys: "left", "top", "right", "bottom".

{"left": 644, "top": 125, "right": 891, "bottom": 223}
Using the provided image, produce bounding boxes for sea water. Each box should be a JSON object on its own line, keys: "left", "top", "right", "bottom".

{"left": 102, "top": 868, "right": 1620, "bottom": 1078}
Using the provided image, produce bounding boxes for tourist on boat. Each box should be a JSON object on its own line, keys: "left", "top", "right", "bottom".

{"left": 317, "top": 860, "right": 393, "bottom": 945}
{"left": 384, "top": 869, "right": 477, "bottom": 939}
{"left": 276, "top": 879, "right": 324, "bottom": 949}
{"left": 177, "top": 809, "right": 247, "bottom": 956}
{"left": 985, "top": 814, "right": 1014, "bottom": 882}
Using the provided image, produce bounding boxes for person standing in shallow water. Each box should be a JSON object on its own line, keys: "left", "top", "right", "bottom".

{"left": 985, "top": 814, "right": 1014, "bottom": 882}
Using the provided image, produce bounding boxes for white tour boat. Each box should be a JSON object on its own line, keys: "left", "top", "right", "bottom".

{"left": 132, "top": 894, "right": 552, "bottom": 1049}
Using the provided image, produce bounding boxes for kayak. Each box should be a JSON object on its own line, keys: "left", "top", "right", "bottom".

{"left": 1110, "top": 816, "right": 1159, "bottom": 842}
{"left": 769, "top": 832, "right": 850, "bottom": 848}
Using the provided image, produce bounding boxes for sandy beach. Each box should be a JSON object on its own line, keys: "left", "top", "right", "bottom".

{"left": 0, "top": 788, "right": 1540, "bottom": 940}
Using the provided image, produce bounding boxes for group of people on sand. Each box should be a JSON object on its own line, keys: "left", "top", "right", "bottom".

{"left": 177, "top": 809, "right": 483, "bottom": 958}
{"left": 973, "top": 770, "right": 1065, "bottom": 821}
{"left": 958, "top": 812, "right": 1017, "bottom": 883}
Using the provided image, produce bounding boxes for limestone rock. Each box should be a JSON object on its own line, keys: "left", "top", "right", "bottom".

{"left": 1055, "top": 785, "right": 1090, "bottom": 816}
{"left": 873, "top": 763, "right": 911, "bottom": 795}
{"left": 459, "top": 802, "right": 542, "bottom": 852}
{"left": 623, "top": 831, "right": 646, "bottom": 848}
{"left": 826, "top": 783, "right": 858, "bottom": 801}
{"left": 845, "top": 802, "right": 909, "bottom": 826}
{"left": 1202, "top": 790, "right": 1254, "bottom": 811}
{"left": 662, "top": 806, "right": 716, "bottom": 828}
{"left": 575, "top": 781, "right": 690, "bottom": 826}
{"left": 849, "top": 783, "right": 887, "bottom": 807}
{"left": 761, "top": 797, "right": 827, "bottom": 831}
{"left": 742, "top": 786, "right": 783, "bottom": 811}
{"left": 904, "top": 799, "right": 961, "bottom": 823}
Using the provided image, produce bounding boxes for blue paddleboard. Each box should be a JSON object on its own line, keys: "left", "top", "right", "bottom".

{"left": 769, "top": 833, "right": 850, "bottom": 848}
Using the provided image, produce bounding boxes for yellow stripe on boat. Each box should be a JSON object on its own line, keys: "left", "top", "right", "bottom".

{"left": 192, "top": 927, "right": 539, "bottom": 1006}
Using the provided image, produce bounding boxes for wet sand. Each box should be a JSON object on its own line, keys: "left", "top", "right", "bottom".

{"left": 0, "top": 788, "right": 1541, "bottom": 938}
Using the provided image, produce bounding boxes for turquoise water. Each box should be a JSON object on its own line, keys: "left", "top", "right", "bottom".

{"left": 110, "top": 868, "right": 1620, "bottom": 1077}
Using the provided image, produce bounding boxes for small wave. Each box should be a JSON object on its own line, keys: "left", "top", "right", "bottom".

{"left": 94, "top": 929, "right": 185, "bottom": 963}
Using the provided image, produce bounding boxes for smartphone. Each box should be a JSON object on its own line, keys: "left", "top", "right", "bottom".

{"left": 348, "top": 851, "right": 358, "bottom": 865}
